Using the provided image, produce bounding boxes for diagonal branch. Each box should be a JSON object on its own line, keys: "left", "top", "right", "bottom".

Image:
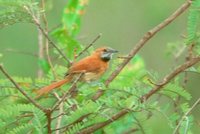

{"left": 76, "top": 33, "right": 102, "bottom": 58}
{"left": 173, "top": 97, "right": 200, "bottom": 134}
{"left": 23, "top": 6, "right": 72, "bottom": 66}
{"left": 0, "top": 65, "right": 46, "bottom": 112}
{"left": 105, "top": 0, "right": 192, "bottom": 86}
{"left": 92, "top": 0, "right": 192, "bottom": 101}
{"left": 77, "top": 109, "right": 129, "bottom": 134}
{"left": 78, "top": 57, "right": 200, "bottom": 133}
{"left": 51, "top": 73, "right": 84, "bottom": 112}
{"left": 141, "top": 57, "right": 200, "bottom": 102}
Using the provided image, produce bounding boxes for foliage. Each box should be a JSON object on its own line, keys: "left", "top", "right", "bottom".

{"left": 52, "top": 0, "right": 89, "bottom": 60}
{"left": 0, "top": 0, "right": 39, "bottom": 29}
{"left": 187, "top": 0, "right": 200, "bottom": 44}
{"left": 0, "top": 0, "right": 200, "bottom": 134}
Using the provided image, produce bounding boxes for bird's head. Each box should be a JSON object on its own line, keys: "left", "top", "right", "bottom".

{"left": 93, "top": 47, "right": 118, "bottom": 62}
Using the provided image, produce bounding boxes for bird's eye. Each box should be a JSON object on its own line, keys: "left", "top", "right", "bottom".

{"left": 103, "top": 49, "right": 107, "bottom": 52}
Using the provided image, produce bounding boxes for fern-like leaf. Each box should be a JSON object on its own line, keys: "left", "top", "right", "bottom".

{"left": 187, "top": 0, "right": 200, "bottom": 44}
{"left": 0, "top": 0, "right": 39, "bottom": 29}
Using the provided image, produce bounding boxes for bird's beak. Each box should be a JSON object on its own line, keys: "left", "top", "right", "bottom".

{"left": 107, "top": 48, "right": 119, "bottom": 53}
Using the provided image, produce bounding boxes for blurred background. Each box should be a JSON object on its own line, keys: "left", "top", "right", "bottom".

{"left": 0, "top": 0, "right": 199, "bottom": 133}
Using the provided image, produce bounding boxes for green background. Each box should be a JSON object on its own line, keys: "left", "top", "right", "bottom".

{"left": 0, "top": 0, "right": 200, "bottom": 133}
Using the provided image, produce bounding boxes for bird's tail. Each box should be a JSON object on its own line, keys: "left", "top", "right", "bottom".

{"left": 36, "top": 78, "right": 71, "bottom": 98}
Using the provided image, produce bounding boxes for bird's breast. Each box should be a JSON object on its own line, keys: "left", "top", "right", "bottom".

{"left": 82, "top": 72, "right": 103, "bottom": 82}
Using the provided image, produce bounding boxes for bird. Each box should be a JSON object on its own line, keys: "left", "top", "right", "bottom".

{"left": 36, "top": 47, "right": 118, "bottom": 97}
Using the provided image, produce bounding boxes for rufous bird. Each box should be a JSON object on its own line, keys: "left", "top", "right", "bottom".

{"left": 36, "top": 47, "right": 118, "bottom": 97}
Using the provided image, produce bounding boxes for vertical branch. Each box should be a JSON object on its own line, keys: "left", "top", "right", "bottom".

{"left": 46, "top": 109, "right": 52, "bottom": 134}
{"left": 40, "top": 0, "right": 57, "bottom": 78}
{"left": 174, "top": 44, "right": 194, "bottom": 131}
{"left": 37, "top": 6, "right": 44, "bottom": 78}
{"left": 55, "top": 102, "right": 64, "bottom": 134}
{"left": 40, "top": 1, "right": 63, "bottom": 132}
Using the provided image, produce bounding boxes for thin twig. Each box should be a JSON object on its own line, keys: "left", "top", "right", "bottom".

{"left": 92, "top": 0, "right": 192, "bottom": 101}
{"left": 52, "top": 113, "right": 91, "bottom": 132}
{"left": 77, "top": 109, "right": 129, "bottom": 134}
{"left": 173, "top": 97, "right": 200, "bottom": 134}
{"left": 5, "top": 49, "right": 38, "bottom": 57}
{"left": 75, "top": 33, "right": 102, "bottom": 58}
{"left": 78, "top": 56, "right": 200, "bottom": 133}
{"left": 51, "top": 112, "right": 66, "bottom": 120}
{"left": 122, "top": 128, "right": 139, "bottom": 134}
{"left": 40, "top": 0, "right": 57, "bottom": 78}
{"left": 130, "top": 113, "right": 145, "bottom": 134}
{"left": 174, "top": 44, "right": 193, "bottom": 129}
{"left": 55, "top": 102, "right": 64, "bottom": 134}
{"left": 23, "top": 6, "right": 72, "bottom": 65}
{"left": 0, "top": 65, "right": 46, "bottom": 112}
{"left": 51, "top": 73, "right": 84, "bottom": 112}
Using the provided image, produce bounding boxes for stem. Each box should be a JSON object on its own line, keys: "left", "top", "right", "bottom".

{"left": 173, "top": 97, "right": 200, "bottom": 134}
{"left": 37, "top": 11, "right": 44, "bottom": 78}
{"left": 24, "top": 6, "right": 72, "bottom": 66}
{"left": 0, "top": 65, "right": 46, "bottom": 112}
{"left": 92, "top": 0, "right": 192, "bottom": 101}
{"left": 76, "top": 33, "right": 102, "bottom": 58}
{"left": 51, "top": 73, "right": 84, "bottom": 112}
{"left": 78, "top": 56, "right": 200, "bottom": 133}
{"left": 46, "top": 109, "right": 52, "bottom": 134}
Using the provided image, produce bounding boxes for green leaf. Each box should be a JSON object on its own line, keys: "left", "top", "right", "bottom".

{"left": 52, "top": 28, "right": 82, "bottom": 60}
{"left": 110, "top": 55, "right": 146, "bottom": 88}
{"left": 51, "top": 0, "right": 88, "bottom": 60}
{"left": 187, "top": 0, "right": 200, "bottom": 44}
{"left": 6, "top": 123, "right": 33, "bottom": 134}
{"left": 162, "top": 83, "right": 192, "bottom": 101}
{"left": 62, "top": 0, "right": 89, "bottom": 37}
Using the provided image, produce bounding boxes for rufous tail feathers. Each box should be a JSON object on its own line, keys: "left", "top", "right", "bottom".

{"left": 36, "top": 78, "right": 70, "bottom": 97}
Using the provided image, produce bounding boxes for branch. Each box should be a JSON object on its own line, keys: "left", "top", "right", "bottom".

{"left": 52, "top": 113, "right": 91, "bottom": 132}
{"left": 92, "top": 0, "right": 192, "bottom": 101}
{"left": 122, "top": 128, "right": 139, "bottom": 134}
{"left": 75, "top": 33, "right": 102, "bottom": 58}
{"left": 141, "top": 57, "right": 200, "bottom": 102}
{"left": 39, "top": 0, "right": 58, "bottom": 79}
{"left": 55, "top": 102, "right": 63, "bottom": 134}
{"left": 37, "top": 10, "right": 44, "bottom": 78}
{"left": 105, "top": 0, "right": 191, "bottom": 87}
{"left": 4, "top": 49, "right": 38, "bottom": 57}
{"left": 45, "top": 109, "right": 52, "bottom": 134}
{"left": 0, "top": 65, "right": 46, "bottom": 112}
{"left": 23, "top": 6, "right": 72, "bottom": 65}
{"left": 51, "top": 73, "right": 84, "bottom": 112}
{"left": 173, "top": 97, "right": 200, "bottom": 134}
{"left": 78, "top": 109, "right": 129, "bottom": 134}
{"left": 78, "top": 56, "right": 200, "bottom": 133}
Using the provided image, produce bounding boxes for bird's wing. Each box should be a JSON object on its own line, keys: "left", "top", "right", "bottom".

{"left": 68, "top": 56, "right": 107, "bottom": 74}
